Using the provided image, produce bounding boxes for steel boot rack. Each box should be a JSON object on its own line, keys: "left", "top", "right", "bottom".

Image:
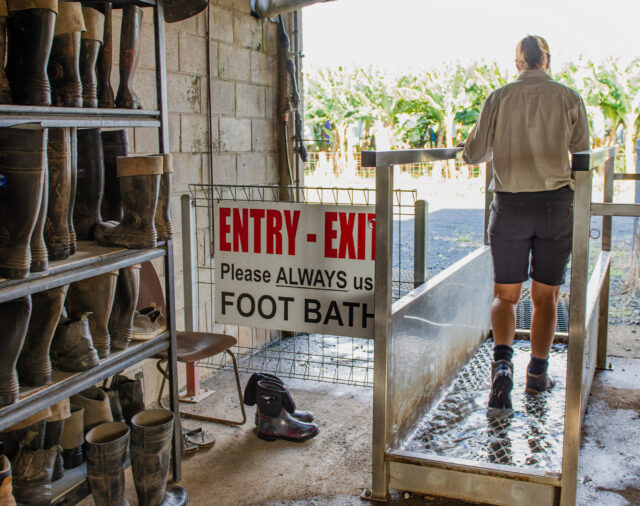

{"left": 0, "top": 0, "right": 181, "bottom": 503}
{"left": 362, "top": 146, "right": 632, "bottom": 505}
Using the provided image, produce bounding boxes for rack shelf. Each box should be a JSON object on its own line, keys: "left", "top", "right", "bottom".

{"left": 0, "top": 242, "right": 166, "bottom": 303}
{"left": 0, "top": 105, "right": 161, "bottom": 128}
{"left": 0, "top": 332, "right": 169, "bottom": 432}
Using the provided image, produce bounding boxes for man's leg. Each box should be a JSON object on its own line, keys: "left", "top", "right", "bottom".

{"left": 525, "top": 279, "right": 560, "bottom": 393}
{"left": 488, "top": 282, "right": 522, "bottom": 409}
{"left": 491, "top": 282, "right": 523, "bottom": 346}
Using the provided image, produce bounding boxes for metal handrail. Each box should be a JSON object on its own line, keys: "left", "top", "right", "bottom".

{"left": 571, "top": 146, "right": 617, "bottom": 171}
{"left": 361, "top": 148, "right": 463, "bottom": 168}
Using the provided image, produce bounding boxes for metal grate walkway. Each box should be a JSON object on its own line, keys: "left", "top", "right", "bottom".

{"left": 402, "top": 339, "right": 567, "bottom": 473}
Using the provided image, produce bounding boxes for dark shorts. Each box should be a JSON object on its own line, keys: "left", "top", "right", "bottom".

{"left": 488, "top": 186, "right": 573, "bottom": 286}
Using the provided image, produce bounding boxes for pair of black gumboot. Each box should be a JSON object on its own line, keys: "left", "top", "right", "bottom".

{"left": 244, "top": 373, "right": 320, "bottom": 443}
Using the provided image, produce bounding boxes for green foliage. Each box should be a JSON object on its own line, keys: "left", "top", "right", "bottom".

{"left": 305, "top": 58, "right": 640, "bottom": 156}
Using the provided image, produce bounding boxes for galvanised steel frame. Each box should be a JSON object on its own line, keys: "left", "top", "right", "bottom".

{"left": 363, "top": 146, "right": 628, "bottom": 505}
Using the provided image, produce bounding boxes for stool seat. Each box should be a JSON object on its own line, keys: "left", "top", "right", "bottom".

{"left": 155, "top": 332, "right": 238, "bottom": 363}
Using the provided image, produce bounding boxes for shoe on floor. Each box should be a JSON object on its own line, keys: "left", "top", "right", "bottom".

{"left": 488, "top": 359, "right": 513, "bottom": 410}
{"left": 525, "top": 370, "right": 555, "bottom": 394}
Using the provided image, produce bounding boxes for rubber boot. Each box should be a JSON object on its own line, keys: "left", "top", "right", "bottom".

{"left": 130, "top": 409, "right": 189, "bottom": 506}
{"left": 67, "top": 129, "right": 77, "bottom": 254}
{"left": 48, "top": 1, "right": 84, "bottom": 107}
{"left": 109, "top": 264, "right": 141, "bottom": 350}
{"left": 60, "top": 404, "right": 84, "bottom": 469}
{"left": 44, "top": 128, "right": 72, "bottom": 260}
{"left": 0, "top": 297, "right": 31, "bottom": 408}
{"left": 101, "top": 129, "right": 129, "bottom": 222}
{"left": 85, "top": 422, "right": 130, "bottom": 506}
{"left": 244, "top": 373, "right": 315, "bottom": 423}
{"left": 104, "top": 388, "right": 125, "bottom": 424}
{"left": 67, "top": 270, "right": 118, "bottom": 358}
{"left": 0, "top": 412, "right": 50, "bottom": 461}
{"left": 0, "top": 454, "right": 16, "bottom": 506}
{"left": 96, "top": 2, "right": 114, "bottom": 108}
{"left": 115, "top": 5, "right": 142, "bottom": 109}
{"left": 0, "top": 13, "right": 12, "bottom": 104}
{"left": 44, "top": 399, "right": 70, "bottom": 482}
{"left": 50, "top": 315, "right": 100, "bottom": 372}
{"left": 95, "top": 156, "right": 162, "bottom": 249}
{"left": 79, "top": 7, "right": 103, "bottom": 108}
{"left": 11, "top": 429, "right": 56, "bottom": 506}
{"left": 73, "top": 127, "right": 104, "bottom": 240}
{"left": 0, "top": 126, "right": 47, "bottom": 280}
{"left": 110, "top": 374, "right": 144, "bottom": 425}
{"left": 154, "top": 154, "right": 173, "bottom": 241}
{"left": 6, "top": 7, "right": 55, "bottom": 106}
{"left": 70, "top": 387, "right": 113, "bottom": 432}
{"left": 255, "top": 380, "right": 319, "bottom": 442}
{"left": 17, "top": 285, "right": 68, "bottom": 386}
{"left": 30, "top": 159, "right": 49, "bottom": 273}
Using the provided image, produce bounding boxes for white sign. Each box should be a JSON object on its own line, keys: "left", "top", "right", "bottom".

{"left": 213, "top": 201, "right": 376, "bottom": 338}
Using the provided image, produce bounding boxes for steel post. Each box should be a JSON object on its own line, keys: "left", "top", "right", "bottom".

{"left": 597, "top": 157, "right": 614, "bottom": 369}
{"left": 413, "top": 199, "right": 428, "bottom": 288}
{"left": 560, "top": 169, "right": 592, "bottom": 506}
{"left": 370, "top": 164, "right": 394, "bottom": 501}
{"left": 634, "top": 139, "right": 640, "bottom": 240}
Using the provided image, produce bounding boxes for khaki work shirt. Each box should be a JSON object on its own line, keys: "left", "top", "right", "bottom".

{"left": 463, "top": 69, "right": 590, "bottom": 192}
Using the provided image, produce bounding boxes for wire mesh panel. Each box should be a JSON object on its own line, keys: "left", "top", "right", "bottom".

{"left": 187, "top": 184, "right": 417, "bottom": 386}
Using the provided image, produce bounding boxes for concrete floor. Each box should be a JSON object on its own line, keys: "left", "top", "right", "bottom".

{"left": 160, "top": 325, "right": 638, "bottom": 506}
{"left": 79, "top": 325, "right": 640, "bottom": 505}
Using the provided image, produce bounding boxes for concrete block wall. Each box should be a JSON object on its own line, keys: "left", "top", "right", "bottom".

{"left": 109, "top": 0, "right": 282, "bottom": 401}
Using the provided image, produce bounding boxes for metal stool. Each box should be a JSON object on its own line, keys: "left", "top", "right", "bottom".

{"left": 155, "top": 331, "right": 247, "bottom": 426}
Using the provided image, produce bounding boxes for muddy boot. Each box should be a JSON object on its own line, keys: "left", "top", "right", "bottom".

{"left": 164, "top": 0, "right": 207, "bottom": 23}
{"left": 6, "top": 6, "right": 56, "bottom": 106}
{"left": 44, "top": 128, "right": 72, "bottom": 260}
{"left": 73, "top": 128, "right": 104, "bottom": 240}
{"left": 115, "top": 4, "right": 141, "bottom": 109}
{"left": 85, "top": 422, "right": 130, "bottom": 506}
{"left": 130, "top": 409, "right": 189, "bottom": 506}
{"left": 50, "top": 315, "right": 100, "bottom": 372}
{"left": 11, "top": 430, "right": 56, "bottom": 506}
{"left": 18, "top": 285, "right": 68, "bottom": 386}
{"left": 255, "top": 380, "right": 319, "bottom": 442}
{"left": 0, "top": 126, "right": 47, "bottom": 279}
{"left": 244, "top": 373, "right": 314, "bottom": 423}
{"left": 0, "top": 11, "right": 12, "bottom": 104}
{"left": 30, "top": 159, "right": 49, "bottom": 273}
{"left": 79, "top": 7, "right": 103, "bottom": 108}
{"left": 0, "top": 454, "right": 16, "bottom": 506}
{"left": 96, "top": 2, "right": 113, "bottom": 108}
{"left": 44, "top": 399, "right": 70, "bottom": 482}
{"left": 67, "top": 270, "right": 118, "bottom": 358}
{"left": 488, "top": 360, "right": 514, "bottom": 410}
{"left": 110, "top": 374, "right": 144, "bottom": 425}
{"left": 154, "top": 154, "right": 173, "bottom": 241}
{"left": 0, "top": 297, "right": 31, "bottom": 408}
{"left": 71, "top": 387, "right": 113, "bottom": 432}
{"left": 109, "top": 264, "right": 141, "bottom": 350}
{"left": 101, "top": 129, "right": 129, "bottom": 222}
{"left": 96, "top": 156, "right": 162, "bottom": 249}
{"left": 48, "top": 2, "right": 84, "bottom": 107}
{"left": 60, "top": 404, "right": 84, "bottom": 469}
{"left": 0, "top": 411, "right": 50, "bottom": 462}
{"left": 67, "top": 129, "right": 77, "bottom": 254}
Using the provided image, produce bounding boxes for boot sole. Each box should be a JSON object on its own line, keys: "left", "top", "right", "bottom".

{"left": 257, "top": 428, "right": 320, "bottom": 443}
